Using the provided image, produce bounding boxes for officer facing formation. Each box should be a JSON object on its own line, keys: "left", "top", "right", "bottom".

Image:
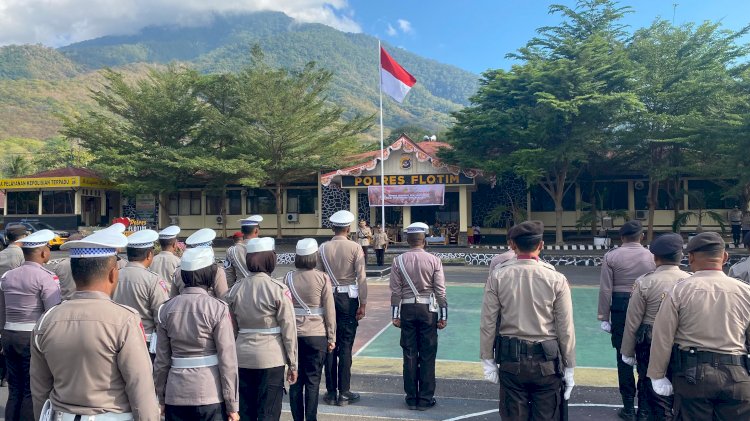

{"left": 480, "top": 221, "right": 575, "bottom": 421}
{"left": 390, "top": 222, "right": 448, "bottom": 411}
{"left": 620, "top": 233, "right": 689, "bottom": 420}
{"left": 150, "top": 225, "right": 182, "bottom": 291}
{"left": 171, "top": 228, "right": 228, "bottom": 298}
{"left": 598, "top": 220, "right": 655, "bottom": 420}
{"left": 225, "top": 215, "right": 263, "bottom": 288}
{"left": 728, "top": 231, "right": 750, "bottom": 284}
{"left": 286, "top": 238, "right": 336, "bottom": 421}
{"left": 154, "top": 247, "right": 240, "bottom": 421}
{"left": 1, "top": 229, "right": 60, "bottom": 421}
{"left": 318, "top": 210, "right": 368, "bottom": 406}
{"left": 648, "top": 232, "right": 750, "bottom": 419}
{"left": 32, "top": 228, "right": 160, "bottom": 420}
{"left": 0, "top": 225, "right": 29, "bottom": 277}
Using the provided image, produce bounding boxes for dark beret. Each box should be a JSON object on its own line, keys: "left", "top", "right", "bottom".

{"left": 650, "top": 233, "right": 683, "bottom": 256}
{"left": 508, "top": 220, "right": 544, "bottom": 240}
{"left": 685, "top": 232, "right": 725, "bottom": 253}
{"left": 6, "top": 224, "right": 28, "bottom": 237}
{"left": 619, "top": 220, "right": 643, "bottom": 237}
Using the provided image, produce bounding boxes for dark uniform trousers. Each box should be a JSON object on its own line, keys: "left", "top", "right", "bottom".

{"left": 498, "top": 347, "right": 563, "bottom": 421}
{"left": 611, "top": 292, "right": 637, "bottom": 403}
{"left": 325, "top": 293, "right": 359, "bottom": 394}
{"left": 290, "top": 336, "right": 327, "bottom": 421}
{"left": 239, "top": 365, "right": 285, "bottom": 421}
{"left": 165, "top": 402, "right": 228, "bottom": 421}
{"left": 634, "top": 325, "right": 673, "bottom": 420}
{"left": 399, "top": 303, "right": 438, "bottom": 407}
{"left": 375, "top": 249, "right": 385, "bottom": 267}
{"left": 2, "top": 330, "right": 33, "bottom": 421}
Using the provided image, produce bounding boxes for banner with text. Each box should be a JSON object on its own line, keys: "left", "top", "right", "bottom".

{"left": 368, "top": 185, "right": 445, "bottom": 207}
{"left": 342, "top": 173, "right": 473, "bottom": 187}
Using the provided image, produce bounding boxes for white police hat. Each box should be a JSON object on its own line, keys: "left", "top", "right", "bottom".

{"left": 158, "top": 225, "right": 181, "bottom": 239}
{"left": 186, "top": 228, "right": 216, "bottom": 248}
{"left": 61, "top": 229, "right": 128, "bottom": 258}
{"left": 296, "top": 238, "right": 318, "bottom": 256}
{"left": 329, "top": 210, "right": 355, "bottom": 227}
{"left": 127, "top": 229, "right": 158, "bottom": 249}
{"left": 104, "top": 222, "right": 126, "bottom": 234}
{"left": 20, "top": 229, "right": 55, "bottom": 248}
{"left": 239, "top": 215, "right": 263, "bottom": 227}
{"left": 181, "top": 247, "right": 215, "bottom": 271}
{"left": 246, "top": 237, "right": 275, "bottom": 254}
{"left": 405, "top": 222, "right": 430, "bottom": 234}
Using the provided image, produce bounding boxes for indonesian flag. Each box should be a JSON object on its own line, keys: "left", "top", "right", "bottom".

{"left": 380, "top": 47, "right": 416, "bottom": 103}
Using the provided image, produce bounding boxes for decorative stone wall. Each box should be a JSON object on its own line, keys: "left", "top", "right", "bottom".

{"left": 358, "top": 193, "right": 370, "bottom": 225}
{"left": 321, "top": 185, "right": 350, "bottom": 228}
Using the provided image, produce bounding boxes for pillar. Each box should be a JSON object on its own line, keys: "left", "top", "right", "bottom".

{"left": 349, "top": 188, "right": 358, "bottom": 231}
{"left": 369, "top": 206, "right": 376, "bottom": 225}
{"left": 3, "top": 191, "right": 7, "bottom": 216}
{"left": 575, "top": 183, "right": 582, "bottom": 221}
{"left": 627, "top": 181, "right": 635, "bottom": 217}
{"left": 402, "top": 206, "right": 411, "bottom": 229}
{"left": 74, "top": 189, "right": 82, "bottom": 215}
{"left": 459, "top": 185, "right": 469, "bottom": 244}
{"left": 317, "top": 172, "right": 323, "bottom": 228}
{"left": 38, "top": 191, "right": 43, "bottom": 215}
{"left": 683, "top": 179, "right": 689, "bottom": 211}
{"left": 466, "top": 188, "right": 473, "bottom": 226}
{"left": 526, "top": 188, "right": 532, "bottom": 220}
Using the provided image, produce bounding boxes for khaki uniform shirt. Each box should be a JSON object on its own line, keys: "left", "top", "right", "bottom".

{"left": 730, "top": 209, "right": 743, "bottom": 225}
{"left": 488, "top": 250, "right": 516, "bottom": 273}
{"left": 150, "top": 251, "right": 180, "bottom": 293}
{"left": 728, "top": 257, "right": 750, "bottom": 284}
{"left": 372, "top": 232, "right": 388, "bottom": 249}
{"left": 316, "top": 236, "right": 368, "bottom": 304}
{"left": 480, "top": 258, "right": 576, "bottom": 368}
{"left": 648, "top": 270, "right": 750, "bottom": 379}
{"left": 113, "top": 262, "right": 169, "bottom": 337}
{"left": 225, "top": 272, "right": 298, "bottom": 370}
{"left": 598, "top": 242, "right": 655, "bottom": 320}
{"left": 47, "top": 258, "right": 76, "bottom": 300}
{"left": 620, "top": 265, "right": 690, "bottom": 357}
{"left": 225, "top": 242, "right": 250, "bottom": 288}
{"left": 171, "top": 266, "right": 228, "bottom": 299}
{"left": 31, "top": 291, "right": 160, "bottom": 420}
{"left": 0, "top": 245, "right": 24, "bottom": 278}
{"left": 153, "top": 288, "right": 239, "bottom": 412}
{"left": 356, "top": 227, "right": 372, "bottom": 247}
{"left": 0, "top": 262, "right": 61, "bottom": 327}
{"left": 285, "top": 269, "right": 336, "bottom": 343}
{"left": 390, "top": 248, "right": 447, "bottom": 308}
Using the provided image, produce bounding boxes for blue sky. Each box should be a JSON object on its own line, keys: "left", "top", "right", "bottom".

{"left": 349, "top": 0, "right": 750, "bottom": 74}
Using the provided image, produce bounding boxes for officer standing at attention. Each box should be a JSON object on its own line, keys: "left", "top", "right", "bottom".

{"left": 598, "top": 220, "right": 655, "bottom": 420}
{"left": 31, "top": 228, "right": 160, "bottom": 421}
{"left": 318, "top": 210, "right": 368, "bottom": 406}
{"left": 0, "top": 230, "right": 60, "bottom": 421}
{"left": 0, "top": 225, "right": 29, "bottom": 277}
{"left": 112, "top": 229, "right": 169, "bottom": 357}
{"left": 728, "top": 232, "right": 750, "bottom": 284}
{"left": 150, "top": 225, "right": 182, "bottom": 292}
{"left": 480, "top": 221, "right": 575, "bottom": 420}
{"left": 390, "top": 222, "right": 447, "bottom": 411}
{"left": 171, "top": 228, "right": 229, "bottom": 298}
{"left": 729, "top": 205, "right": 744, "bottom": 247}
{"left": 225, "top": 215, "right": 262, "bottom": 288}
{"left": 356, "top": 220, "right": 372, "bottom": 265}
{"left": 620, "top": 233, "right": 690, "bottom": 420}
{"left": 648, "top": 232, "right": 750, "bottom": 419}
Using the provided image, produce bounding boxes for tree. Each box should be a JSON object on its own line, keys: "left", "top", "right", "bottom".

{"left": 33, "top": 137, "right": 92, "bottom": 172}
{"left": 3, "top": 155, "right": 35, "bottom": 177}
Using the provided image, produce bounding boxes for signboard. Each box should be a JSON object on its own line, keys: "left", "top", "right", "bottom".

{"left": 135, "top": 194, "right": 156, "bottom": 225}
{"left": 368, "top": 185, "right": 445, "bottom": 207}
{"left": 0, "top": 176, "right": 116, "bottom": 190}
{"left": 342, "top": 173, "right": 473, "bottom": 187}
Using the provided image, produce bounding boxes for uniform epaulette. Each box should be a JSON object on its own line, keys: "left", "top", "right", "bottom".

{"left": 146, "top": 268, "right": 161, "bottom": 278}
{"left": 111, "top": 301, "right": 140, "bottom": 315}
{"left": 635, "top": 271, "right": 654, "bottom": 284}
{"left": 268, "top": 277, "right": 288, "bottom": 289}
{"left": 539, "top": 261, "right": 556, "bottom": 271}
{"left": 206, "top": 294, "right": 230, "bottom": 307}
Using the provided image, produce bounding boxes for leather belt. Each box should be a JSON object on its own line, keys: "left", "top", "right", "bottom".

{"left": 294, "top": 308, "right": 324, "bottom": 316}
{"left": 238, "top": 327, "right": 281, "bottom": 335}
{"left": 400, "top": 296, "right": 431, "bottom": 305}
{"left": 4, "top": 322, "right": 35, "bottom": 332}
{"left": 171, "top": 354, "right": 219, "bottom": 369}
{"left": 681, "top": 350, "right": 747, "bottom": 366}
{"left": 519, "top": 340, "right": 545, "bottom": 355}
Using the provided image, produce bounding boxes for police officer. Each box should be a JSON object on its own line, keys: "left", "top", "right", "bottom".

{"left": 112, "top": 229, "right": 169, "bottom": 357}
{"left": 154, "top": 247, "right": 239, "bottom": 421}
{"left": 390, "top": 222, "right": 448, "bottom": 410}
{"left": 620, "top": 233, "right": 689, "bottom": 420}
{"left": 356, "top": 220, "right": 372, "bottom": 265}
{"left": 286, "top": 238, "right": 336, "bottom": 421}
{"left": 150, "top": 225, "right": 182, "bottom": 291}
{"left": 225, "top": 216, "right": 262, "bottom": 288}
{"left": 171, "top": 228, "right": 229, "bottom": 298}
{"left": 31, "top": 228, "right": 160, "bottom": 421}
{"left": 598, "top": 220, "right": 655, "bottom": 420}
{"left": 648, "top": 232, "right": 750, "bottom": 419}
{"left": 318, "top": 210, "right": 367, "bottom": 406}
{"left": 480, "top": 221, "right": 575, "bottom": 421}
{"left": 225, "top": 237, "right": 298, "bottom": 421}
{"left": 0, "top": 229, "right": 60, "bottom": 421}
{"left": 728, "top": 232, "right": 750, "bottom": 284}
{"left": 0, "top": 225, "right": 29, "bottom": 277}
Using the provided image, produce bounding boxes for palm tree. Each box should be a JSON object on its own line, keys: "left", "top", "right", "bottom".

{"left": 672, "top": 191, "right": 726, "bottom": 233}
{"left": 4, "top": 155, "right": 35, "bottom": 177}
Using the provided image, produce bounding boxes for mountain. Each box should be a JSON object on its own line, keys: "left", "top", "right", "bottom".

{"left": 0, "top": 12, "right": 479, "bottom": 144}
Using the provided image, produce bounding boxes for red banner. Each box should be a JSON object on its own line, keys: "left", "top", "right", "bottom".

{"left": 368, "top": 185, "right": 445, "bottom": 207}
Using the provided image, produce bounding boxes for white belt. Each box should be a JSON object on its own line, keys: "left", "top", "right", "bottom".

{"left": 4, "top": 322, "right": 36, "bottom": 331}
{"left": 45, "top": 409, "right": 133, "bottom": 421}
{"left": 400, "top": 296, "right": 431, "bottom": 305}
{"left": 171, "top": 354, "right": 219, "bottom": 369}
{"left": 144, "top": 333, "right": 154, "bottom": 342}
{"left": 294, "top": 308, "right": 324, "bottom": 316}
{"left": 239, "top": 327, "right": 281, "bottom": 335}
{"left": 335, "top": 285, "right": 351, "bottom": 294}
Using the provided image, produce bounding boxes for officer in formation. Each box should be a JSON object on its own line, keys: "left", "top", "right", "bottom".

{"left": 286, "top": 238, "right": 336, "bottom": 421}
{"left": 648, "top": 232, "right": 750, "bottom": 419}
{"left": 318, "top": 210, "right": 368, "bottom": 406}
{"left": 226, "top": 215, "right": 263, "bottom": 288}
{"left": 150, "top": 225, "right": 182, "bottom": 291}
{"left": 728, "top": 232, "right": 750, "bottom": 284}
{"left": 154, "top": 247, "right": 239, "bottom": 421}
{"left": 488, "top": 248, "right": 516, "bottom": 273}
{"left": 112, "top": 229, "right": 169, "bottom": 357}
{"left": 619, "top": 233, "right": 690, "bottom": 420}
{"left": 390, "top": 222, "right": 448, "bottom": 410}
{"left": 31, "top": 228, "right": 160, "bottom": 420}
{"left": 171, "top": 228, "right": 228, "bottom": 298}
{"left": 0, "top": 229, "right": 60, "bottom": 421}
{"left": 480, "top": 221, "right": 576, "bottom": 421}
{"left": 225, "top": 237, "right": 298, "bottom": 421}
{"left": 0, "top": 225, "right": 29, "bottom": 277}
{"left": 598, "top": 220, "right": 655, "bottom": 420}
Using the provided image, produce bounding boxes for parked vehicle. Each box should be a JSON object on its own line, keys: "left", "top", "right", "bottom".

{"left": 0, "top": 220, "right": 71, "bottom": 250}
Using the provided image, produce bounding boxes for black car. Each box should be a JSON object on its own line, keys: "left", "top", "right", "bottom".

{"left": 0, "top": 220, "right": 70, "bottom": 250}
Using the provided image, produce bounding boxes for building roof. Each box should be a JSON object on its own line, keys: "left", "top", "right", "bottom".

{"left": 21, "top": 167, "right": 102, "bottom": 179}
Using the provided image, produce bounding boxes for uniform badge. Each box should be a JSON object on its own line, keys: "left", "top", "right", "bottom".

{"left": 659, "top": 292, "right": 667, "bottom": 302}
{"left": 159, "top": 279, "right": 168, "bottom": 294}
{"left": 53, "top": 275, "right": 60, "bottom": 286}
{"left": 139, "top": 322, "right": 146, "bottom": 342}
{"left": 224, "top": 260, "right": 232, "bottom": 269}
{"left": 284, "top": 289, "right": 293, "bottom": 302}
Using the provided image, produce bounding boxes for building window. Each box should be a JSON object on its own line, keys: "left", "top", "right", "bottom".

{"left": 580, "top": 182, "right": 628, "bottom": 211}
{"left": 529, "top": 185, "right": 575, "bottom": 212}
{"left": 176, "top": 191, "right": 201, "bottom": 216}
{"left": 168, "top": 193, "right": 178, "bottom": 215}
{"left": 286, "top": 189, "right": 317, "bottom": 214}
{"left": 42, "top": 191, "right": 74, "bottom": 214}
{"left": 247, "top": 189, "right": 276, "bottom": 214}
{"left": 688, "top": 180, "right": 733, "bottom": 209}
{"left": 7, "top": 191, "right": 39, "bottom": 215}
{"left": 227, "top": 190, "right": 242, "bottom": 215}
{"left": 633, "top": 182, "right": 671, "bottom": 210}
{"left": 206, "top": 192, "right": 223, "bottom": 215}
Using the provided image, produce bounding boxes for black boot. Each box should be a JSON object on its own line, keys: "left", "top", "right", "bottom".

{"left": 322, "top": 391, "right": 337, "bottom": 405}
{"left": 337, "top": 391, "right": 361, "bottom": 406}
{"left": 618, "top": 397, "right": 636, "bottom": 421}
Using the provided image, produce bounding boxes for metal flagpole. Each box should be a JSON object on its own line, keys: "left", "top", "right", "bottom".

{"left": 378, "top": 40, "right": 386, "bottom": 228}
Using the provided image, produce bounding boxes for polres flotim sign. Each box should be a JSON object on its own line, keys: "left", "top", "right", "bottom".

{"left": 341, "top": 173, "right": 474, "bottom": 187}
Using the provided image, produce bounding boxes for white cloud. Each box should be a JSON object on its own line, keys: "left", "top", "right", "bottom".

{"left": 0, "top": 0, "right": 361, "bottom": 46}
{"left": 397, "top": 19, "right": 412, "bottom": 34}
{"left": 386, "top": 23, "right": 397, "bottom": 37}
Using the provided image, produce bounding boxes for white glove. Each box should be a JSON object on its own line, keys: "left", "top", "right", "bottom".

{"left": 621, "top": 354, "right": 636, "bottom": 366}
{"left": 482, "top": 359, "right": 499, "bottom": 384}
{"left": 651, "top": 377, "right": 673, "bottom": 396}
{"left": 600, "top": 321, "right": 611, "bottom": 333}
{"left": 563, "top": 368, "right": 574, "bottom": 400}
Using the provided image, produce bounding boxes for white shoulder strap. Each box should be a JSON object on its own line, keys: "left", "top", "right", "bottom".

{"left": 396, "top": 255, "right": 420, "bottom": 298}
{"left": 233, "top": 245, "right": 250, "bottom": 278}
{"left": 285, "top": 271, "right": 312, "bottom": 315}
{"left": 318, "top": 244, "right": 340, "bottom": 286}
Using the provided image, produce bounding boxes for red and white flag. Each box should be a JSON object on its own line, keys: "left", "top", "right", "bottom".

{"left": 380, "top": 46, "right": 416, "bottom": 103}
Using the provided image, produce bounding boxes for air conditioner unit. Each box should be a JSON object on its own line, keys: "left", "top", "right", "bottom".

{"left": 286, "top": 213, "right": 299, "bottom": 223}
{"left": 216, "top": 215, "right": 224, "bottom": 224}
{"left": 635, "top": 210, "right": 648, "bottom": 220}
{"left": 169, "top": 216, "right": 179, "bottom": 225}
